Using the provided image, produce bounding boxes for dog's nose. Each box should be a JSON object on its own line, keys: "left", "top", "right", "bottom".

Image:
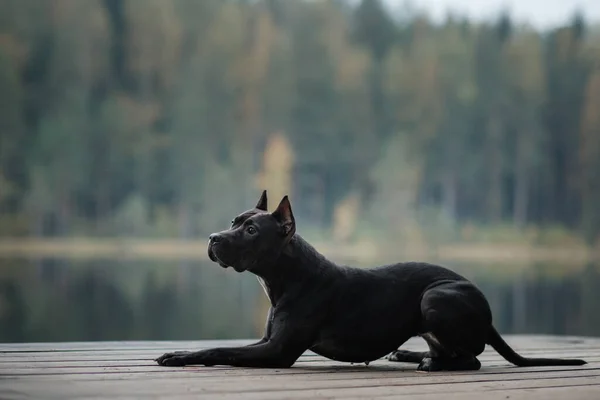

{"left": 209, "top": 233, "right": 222, "bottom": 243}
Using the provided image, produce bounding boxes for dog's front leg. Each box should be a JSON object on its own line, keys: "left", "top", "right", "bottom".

{"left": 156, "top": 312, "right": 312, "bottom": 368}
{"left": 245, "top": 306, "right": 274, "bottom": 347}
{"left": 155, "top": 340, "right": 303, "bottom": 368}
{"left": 219, "top": 306, "right": 273, "bottom": 349}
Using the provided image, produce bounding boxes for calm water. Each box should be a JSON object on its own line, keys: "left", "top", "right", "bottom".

{"left": 0, "top": 257, "right": 599, "bottom": 342}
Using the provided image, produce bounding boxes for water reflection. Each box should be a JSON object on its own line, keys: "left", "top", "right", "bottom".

{"left": 0, "top": 258, "right": 598, "bottom": 342}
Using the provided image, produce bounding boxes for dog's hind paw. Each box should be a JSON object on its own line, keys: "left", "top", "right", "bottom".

{"left": 416, "top": 357, "right": 438, "bottom": 371}
{"left": 417, "top": 356, "right": 481, "bottom": 372}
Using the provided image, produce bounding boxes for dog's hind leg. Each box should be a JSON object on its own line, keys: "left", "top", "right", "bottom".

{"left": 415, "top": 281, "right": 491, "bottom": 372}
{"left": 417, "top": 332, "right": 482, "bottom": 371}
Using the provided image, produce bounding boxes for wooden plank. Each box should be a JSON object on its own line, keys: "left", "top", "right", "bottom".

{"left": 1, "top": 352, "right": 596, "bottom": 377}
{"left": 1, "top": 367, "right": 597, "bottom": 386}
{"left": 0, "top": 360, "right": 592, "bottom": 374}
{"left": 2, "top": 344, "right": 597, "bottom": 360}
{"left": 31, "top": 386, "right": 600, "bottom": 400}
{"left": 1, "top": 374, "right": 598, "bottom": 399}
{"left": 1, "top": 357, "right": 597, "bottom": 377}
{"left": 3, "top": 366, "right": 597, "bottom": 385}
{"left": 0, "top": 351, "right": 595, "bottom": 371}
{"left": 342, "top": 386, "right": 600, "bottom": 400}
{"left": 1, "top": 348, "right": 596, "bottom": 363}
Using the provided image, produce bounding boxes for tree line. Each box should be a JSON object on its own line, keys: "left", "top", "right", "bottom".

{"left": 1, "top": 0, "right": 599, "bottom": 246}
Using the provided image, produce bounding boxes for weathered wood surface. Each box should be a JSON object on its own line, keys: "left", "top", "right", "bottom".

{"left": 1, "top": 335, "right": 599, "bottom": 399}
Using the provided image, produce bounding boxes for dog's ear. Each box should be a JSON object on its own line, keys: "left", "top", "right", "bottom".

{"left": 272, "top": 195, "right": 295, "bottom": 238}
{"left": 255, "top": 190, "right": 268, "bottom": 211}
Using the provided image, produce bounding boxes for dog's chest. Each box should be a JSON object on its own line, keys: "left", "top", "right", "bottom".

{"left": 256, "top": 277, "right": 273, "bottom": 305}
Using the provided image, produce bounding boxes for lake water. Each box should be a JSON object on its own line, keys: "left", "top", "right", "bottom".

{"left": 0, "top": 257, "right": 599, "bottom": 342}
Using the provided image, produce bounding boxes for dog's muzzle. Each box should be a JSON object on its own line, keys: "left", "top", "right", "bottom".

{"left": 207, "top": 233, "right": 243, "bottom": 271}
{"left": 207, "top": 244, "right": 218, "bottom": 263}
{"left": 207, "top": 233, "right": 222, "bottom": 263}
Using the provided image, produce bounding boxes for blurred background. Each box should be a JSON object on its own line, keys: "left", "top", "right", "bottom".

{"left": 0, "top": 0, "right": 600, "bottom": 343}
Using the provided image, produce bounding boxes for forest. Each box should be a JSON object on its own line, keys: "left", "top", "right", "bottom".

{"left": 1, "top": 0, "right": 600, "bottom": 249}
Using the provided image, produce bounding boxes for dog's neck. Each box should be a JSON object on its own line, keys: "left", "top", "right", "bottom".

{"left": 254, "top": 234, "right": 337, "bottom": 307}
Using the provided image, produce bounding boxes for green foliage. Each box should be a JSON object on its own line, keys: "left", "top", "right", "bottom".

{"left": 364, "top": 132, "right": 419, "bottom": 232}
{"left": 110, "top": 193, "right": 150, "bottom": 237}
{"left": 0, "top": 0, "right": 599, "bottom": 245}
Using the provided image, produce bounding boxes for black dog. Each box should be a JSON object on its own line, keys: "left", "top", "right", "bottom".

{"left": 155, "top": 191, "right": 586, "bottom": 371}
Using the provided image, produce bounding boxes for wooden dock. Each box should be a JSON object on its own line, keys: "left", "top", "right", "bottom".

{"left": 1, "top": 336, "right": 599, "bottom": 399}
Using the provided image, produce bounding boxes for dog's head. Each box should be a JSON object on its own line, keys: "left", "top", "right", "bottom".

{"left": 207, "top": 190, "right": 296, "bottom": 273}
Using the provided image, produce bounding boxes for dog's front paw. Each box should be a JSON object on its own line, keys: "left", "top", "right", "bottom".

{"left": 155, "top": 351, "right": 193, "bottom": 366}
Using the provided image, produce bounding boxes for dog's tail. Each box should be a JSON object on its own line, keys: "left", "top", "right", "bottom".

{"left": 487, "top": 326, "right": 586, "bottom": 366}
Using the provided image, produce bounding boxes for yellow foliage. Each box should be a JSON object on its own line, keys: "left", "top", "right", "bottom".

{"left": 256, "top": 132, "right": 294, "bottom": 210}
{"left": 506, "top": 32, "right": 545, "bottom": 97}
{"left": 580, "top": 70, "right": 600, "bottom": 174}
{"left": 255, "top": 133, "right": 295, "bottom": 331}
{"left": 0, "top": 34, "right": 27, "bottom": 67}
{"left": 317, "top": 2, "right": 371, "bottom": 92}
{"left": 332, "top": 192, "right": 360, "bottom": 243}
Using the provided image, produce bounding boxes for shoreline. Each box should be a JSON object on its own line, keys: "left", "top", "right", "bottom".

{"left": 0, "top": 237, "right": 597, "bottom": 265}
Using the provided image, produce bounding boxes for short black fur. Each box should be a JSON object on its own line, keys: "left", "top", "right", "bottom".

{"left": 155, "top": 191, "right": 587, "bottom": 371}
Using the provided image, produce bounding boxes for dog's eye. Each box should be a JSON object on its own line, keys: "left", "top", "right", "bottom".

{"left": 246, "top": 226, "right": 257, "bottom": 235}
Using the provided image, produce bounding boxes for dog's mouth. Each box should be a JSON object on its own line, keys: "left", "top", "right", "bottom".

{"left": 207, "top": 244, "right": 219, "bottom": 263}
{"left": 207, "top": 243, "right": 245, "bottom": 273}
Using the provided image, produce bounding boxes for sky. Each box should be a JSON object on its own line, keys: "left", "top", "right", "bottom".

{"left": 382, "top": 0, "right": 600, "bottom": 29}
